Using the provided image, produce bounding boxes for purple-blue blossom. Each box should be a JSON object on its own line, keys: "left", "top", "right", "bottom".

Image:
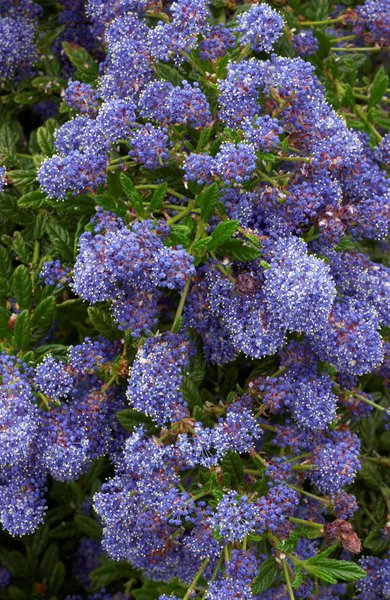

{"left": 263, "top": 236, "right": 336, "bottom": 334}
{"left": 236, "top": 3, "right": 285, "bottom": 53}
{"left": 126, "top": 332, "right": 195, "bottom": 425}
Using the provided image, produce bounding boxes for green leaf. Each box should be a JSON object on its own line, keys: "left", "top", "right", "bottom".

{"left": 181, "top": 375, "right": 203, "bottom": 408}
{"left": 292, "top": 565, "right": 304, "bottom": 589}
{"left": 217, "top": 238, "right": 261, "bottom": 261}
{"left": 221, "top": 452, "right": 243, "bottom": 486}
{"left": 358, "top": 462, "right": 382, "bottom": 490}
{"left": 0, "top": 306, "right": 11, "bottom": 337}
{"left": 303, "top": 558, "right": 366, "bottom": 584}
{"left": 0, "top": 550, "right": 30, "bottom": 579}
{"left": 62, "top": 42, "right": 99, "bottom": 83}
{"left": 116, "top": 409, "right": 156, "bottom": 432}
{"left": 198, "top": 183, "right": 219, "bottom": 222}
{"left": 30, "top": 297, "right": 56, "bottom": 343}
{"left": 74, "top": 514, "right": 102, "bottom": 539}
{"left": 47, "top": 561, "right": 65, "bottom": 595}
{"left": 13, "top": 310, "right": 31, "bottom": 350}
{"left": 150, "top": 182, "right": 168, "bottom": 211}
{"left": 87, "top": 306, "right": 122, "bottom": 340}
{"left": 359, "top": 416, "right": 377, "bottom": 453}
{"left": 36, "top": 119, "right": 57, "bottom": 157}
{"left": 8, "top": 168, "right": 37, "bottom": 189}
{"left": 0, "top": 194, "right": 33, "bottom": 226}
{"left": 18, "top": 190, "right": 51, "bottom": 209}
{"left": 46, "top": 222, "right": 74, "bottom": 262}
{"left": 305, "top": 544, "right": 339, "bottom": 562}
{"left": 315, "top": 0, "right": 330, "bottom": 21}
{"left": 12, "top": 265, "right": 32, "bottom": 310}
{"left": 315, "top": 31, "right": 331, "bottom": 59}
{"left": 120, "top": 173, "right": 144, "bottom": 216}
{"left": 252, "top": 558, "right": 278, "bottom": 594}
{"left": 40, "top": 543, "right": 59, "bottom": 579}
{"left": 363, "top": 526, "right": 389, "bottom": 554}
{"left": 11, "top": 231, "right": 30, "bottom": 264}
{"left": 0, "top": 276, "right": 10, "bottom": 297}
{"left": 155, "top": 62, "right": 184, "bottom": 87}
{"left": 369, "top": 67, "right": 389, "bottom": 108}
{"left": 13, "top": 91, "right": 40, "bottom": 105}
{"left": 94, "top": 192, "right": 128, "bottom": 217}
{"left": 0, "top": 124, "right": 20, "bottom": 157}
{"left": 168, "top": 224, "right": 192, "bottom": 248}
{"left": 209, "top": 220, "right": 239, "bottom": 251}
{"left": 30, "top": 523, "right": 50, "bottom": 558}
{"left": 192, "top": 237, "right": 212, "bottom": 265}
{"left": 7, "top": 587, "right": 28, "bottom": 600}
{"left": 0, "top": 245, "right": 12, "bottom": 278}
{"left": 90, "top": 562, "right": 138, "bottom": 592}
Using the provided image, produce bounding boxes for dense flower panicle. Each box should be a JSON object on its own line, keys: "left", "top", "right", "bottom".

{"left": 254, "top": 484, "right": 299, "bottom": 534}
{"left": 214, "top": 143, "right": 257, "bottom": 184}
{"left": 177, "top": 404, "right": 260, "bottom": 469}
{"left": 263, "top": 236, "right": 336, "bottom": 334}
{"left": 226, "top": 549, "right": 259, "bottom": 585}
{"left": 333, "top": 492, "right": 359, "bottom": 520}
{"left": 309, "top": 297, "right": 384, "bottom": 376}
{"left": 236, "top": 3, "right": 285, "bottom": 53}
{"left": 222, "top": 288, "right": 286, "bottom": 360}
{"left": 72, "top": 217, "right": 195, "bottom": 334}
{"left": 292, "top": 30, "right": 319, "bottom": 56}
{"left": 255, "top": 361, "right": 338, "bottom": 430}
{"left": 241, "top": 115, "right": 283, "bottom": 151}
{"left": 140, "top": 80, "right": 213, "bottom": 128}
{"left": 35, "top": 355, "right": 76, "bottom": 400}
{"left": 218, "top": 59, "right": 265, "bottom": 127}
{"left": 0, "top": 5, "right": 38, "bottom": 81}
{"left": 111, "top": 288, "right": 159, "bottom": 335}
{"left": 37, "top": 151, "right": 108, "bottom": 200}
{"left": 96, "top": 98, "right": 137, "bottom": 143}
{"left": 206, "top": 579, "right": 254, "bottom": 600}
{"left": 208, "top": 491, "right": 258, "bottom": 542}
{"left": 265, "top": 456, "right": 292, "bottom": 485}
{"left": 0, "top": 354, "right": 38, "bottom": 469}
{"left": 0, "top": 166, "right": 6, "bottom": 191}
{"left": 275, "top": 173, "right": 343, "bottom": 235}
{"left": 198, "top": 24, "right": 236, "bottom": 61}
{"left": 356, "top": 556, "right": 390, "bottom": 599}
{"left": 375, "top": 133, "right": 390, "bottom": 167}
{"left": 68, "top": 337, "right": 122, "bottom": 375}
{"left": 0, "top": 460, "right": 47, "bottom": 536}
{"left": 64, "top": 81, "right": 100, "bottom": 117}
{"left": 39, "top": 259, "right": 71, "bottom": 287}
{"left": 147, "top": 0, "right": 209, "bottom": 62}
{"left": 327, "top": 250, "right": 390, "bottom": 326}
{"left": 139, "top": 81, "right": 176, "bottom": 123}
{"left": 38, "top": 381, "right": 121, "bottom": 481}
{"left": 353, "top": 0, "right": 390, "bottom": 47}
{"left": 183, "top": 153, "right": 215, "bottom": 185}
{"left": 129, "top": 124, "right": 171, "bottom": 169}
{"left": 126, "top": 332, "right": 195, "bottom": 424}
{"left": 310, "top": 431, "right": 361, "bottom": 494}
{"left": 53, "top": 116, "right": 106, "bottom": 155}
{"left": 340, "top": 133, "right": 390, "bottom": 240}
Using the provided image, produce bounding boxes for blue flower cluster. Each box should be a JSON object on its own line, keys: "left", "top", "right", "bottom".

{"left": 72, "top": 213, "right": 195, "bottom": 335}
{"left": 0, "top": 338, "right": 124, "bottom": 535}
{"left": 0, "top": 0, "right": 39, "bottom": 81}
